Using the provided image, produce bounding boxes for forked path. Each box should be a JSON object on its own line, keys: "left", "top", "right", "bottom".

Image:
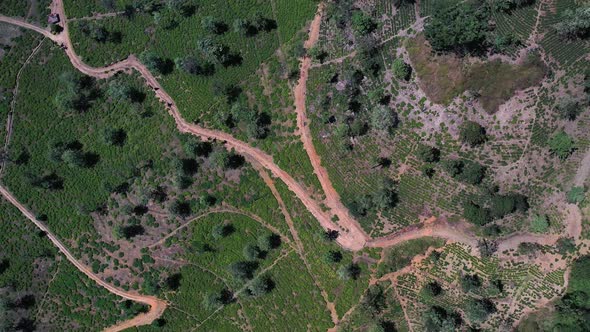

{"left": 1, "top": 0, "right": 578, "bottom": 255}
{"left": 0, "top": 186, "right": 168, "bottom": 331}
{"left": 0, "top": 7, "right": 367, "bottom": 251}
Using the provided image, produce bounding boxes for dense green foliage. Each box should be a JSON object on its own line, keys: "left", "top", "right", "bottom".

{"left": 554, "top": 5, "right": 590, "bottom": 40}
{"left": 351, "top": 10, "right": 377, "bottom": 35}
{"left": 459, "top": 121, "right": 487, "bottom": 146}
{"left": 392, "top": 58, "right": 412, "bottom": 81}
{"left": 567, "top": 186, "right": 586, "bottom": 204}
{"left": 530, "top": 214, "right": 549, "bottom": 233}
{"left": 425, "top": 1, "right": 489, "bottom": 53}
{"left": 548, "top": 131, "right": 575, "bottom": 160}
{"left": 535, "top": 256, "right": 590, "bottom": 330}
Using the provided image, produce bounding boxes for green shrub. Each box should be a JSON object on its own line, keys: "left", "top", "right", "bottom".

{"left": 459, "top": 121, "right": 487, "bottom": 146}
{"left": 392, "top": 58, "right": 412, "bottom": 81}
{"left": 530, "top": 215, "right": 549, "bottom": 233}
{"left": 548, "top": 131, "right": 575, "bottom": 160}
{"left": 567, "top": 187, "right": 586, "bottom": 204}
{"left": 351, "top": 10, "right": 377, "bottom": 35}
{"left": 424, "top": 1, "right": 489, "bottom": 54}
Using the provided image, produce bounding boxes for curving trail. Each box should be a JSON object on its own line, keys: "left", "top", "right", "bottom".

{"left": 366, "top": 218, "right": 479, "bottom": 249}
{"left": 0, "top": 186, "right": 168, "bottom": 331}
{"left": 1, "top": 37, "right": 45, "bottom": 175}
{"left": 1, "top": 0, "right": 576, "bottom": 255}
{"left": 0, "top": 7, "right": 368, "bottom": 250}
{"left": 574, "top": 147, "right": 590, "bottom": 187}
{"left": 294, "top": 4, "right": 369, "bottom": 243}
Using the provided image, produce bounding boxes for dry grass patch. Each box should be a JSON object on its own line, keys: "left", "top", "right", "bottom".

{"left": 406, "top": 34, "right": 466, "bottom": 105}
{"left": 467, "top": 56, "right": 546, "bottom": 113}
{"left": 407, "top": 34, "right": 546, "bottom": 113}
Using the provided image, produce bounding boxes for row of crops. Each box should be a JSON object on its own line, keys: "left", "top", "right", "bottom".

{"left": 395, "top": 243, "right": 567, "bottom": 330}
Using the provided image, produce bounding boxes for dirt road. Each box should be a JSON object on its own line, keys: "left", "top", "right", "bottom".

{"left": 366, "top": 219, "right": 479, "bottom": 248}
{"left": 294, "top": 4, "right": 369, "bottom": 243}
{"left": 574, "top": 147, "right": 590, "bottom": 187}
{"left": 0, "top": 186, "right": 167, "bottom": 331}
{"left": 2, "top": 0, "right": 575, "bottom": 255}
{"left": 0, "top": 8, "right": 368, "bottom": 251}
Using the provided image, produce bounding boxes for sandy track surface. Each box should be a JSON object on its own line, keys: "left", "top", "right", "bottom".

{"left": 367, "top": 218, "right": 479, "bottom": 248}
{"left": 0, "top": 186, "right": 168, "bottom": 331}
{"left": 0, "top": 6, "right": 367, "bottom": 251}
{"left": 294, "top": 4, "right": 369, "bottom": 245}
{"left": 574, "top": 147, "right": 590, "bottom": 187}
{"left": 2, "top": 0, "right": 579, "bottom": 257}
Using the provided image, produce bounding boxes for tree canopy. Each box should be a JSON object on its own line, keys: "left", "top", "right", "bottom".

{"left": 459, "top": 121, "right": 487, "bottom": 146}
{"left": 548, "top": 131, "right": 575, "bottom": 160}
{"left": 554, "top": 5, "right": 590, "bottom": 40}
{"left": 424, "top": 1, "right": 489, "bottom": 54}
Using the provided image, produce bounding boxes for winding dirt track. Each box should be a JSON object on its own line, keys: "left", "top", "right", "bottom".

{"left": 366, "top": 218, "right": 479, "bottom": 248}
{"left": 294, "top": 4, "right": 369, "bottom": 245}
{"left": 1, "top": 37, "right": 45, "bottom": 175}
{"left": 2, "top": 2, "right": 371, "bottom": 250}
{"left": 0, "top": 186, "right": 168, "bottom": 331}
{"left": 1, "top": 0, "right": 579, "bottom": 256}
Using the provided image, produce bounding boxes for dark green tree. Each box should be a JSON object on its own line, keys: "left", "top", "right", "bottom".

{"left": 424, "top": 1, "right": 489, "bottom": 54}
{"left": 325, "top": 250, "right": 343, "bottom": 263}
{"left": 557, "top": 97, "right": 583, "bottom": 120}
{"left": 549, "top": 131, "right": 575, "bottom": 159}
{"left": 228, "top": 261, "right": 257, "bottom": 281}
{"left": 351, "top": 10, "right": 377, "bottom": 35}
{"left": 175, "top": 56, "right": 214, "bottom": 76}
{"left": 107, "top": 81, "right": 132, "bottom": 101}
{"left": 417, "top": 145, "right": 440, "bottom": 163}
{"left": 463, "top": 201, "right": 491, "bottom": 226}
{"left": 465, "top": 298, "right": 496, "bottom": 323}
{"left": 371, "top": 106, "right": 398, "bottom": 135}
{"left": 360, "top": 285, "right": 387, "bottom": 316}
{"left": 201, "top": 16, "right": 227, "bottom": 34}
{"left": 204, "top": 288, "right": 233, "bottom": 309}
{"left": 372, "top": 178, "right": 398, "bottom": 210}
{"left": 461, "top": 274, "right": 482, "bottom": 293}
{"left": 567, "top": 186, "right": 586, "bottom": 204}
{"left": 247, "top": 275, "right": 274, "bottom": 297}
{"left": 554, "top": 6, "right": 590, "bottom": 40}
{"left": 422, "top": 281, "right": 443, "bottom": 297}
{"left": 338, "top": 263, "right": 361, "bottom": 280}
{"left": 62, "top": 149, "right": 86, "bottom": 167}
{"left": 442, "top": 159, "right": 463, "bottom": 177}
{"left": 392, "top": 58, "right": 412, "bottom": 81}
{"left": 556, "top": 237, "right": 576, "bottom": 255}
{"left": 212, "top": 223, "right": 235, "bottom": 239}
{"left": 458, "top": 160, "right": 485, "bottom": 185}
{"left": 243, "top": 244, "right": 262, "bottom": 260}
{"left": 459, "top": 121, "right": 487, "bottom": 146}
{"left": 169, "top": 200, "right": 191, "bottom": 217}
{"left": 424, "top": 305, "right": 462, "bottom": 332}
{"left": 103, "top": 128, "right": 127, "bottom": 146}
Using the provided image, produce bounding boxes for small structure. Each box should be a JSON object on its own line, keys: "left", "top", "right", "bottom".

{"left": 47, "top": 13, "right": 60, "bottom": 24}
